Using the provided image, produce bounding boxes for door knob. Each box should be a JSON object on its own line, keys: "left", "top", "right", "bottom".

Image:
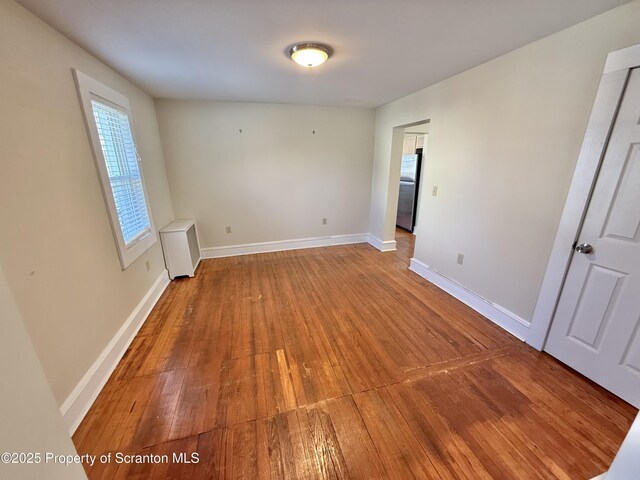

{"left": 575, "top": 243, "right": 594, "bottom": 254}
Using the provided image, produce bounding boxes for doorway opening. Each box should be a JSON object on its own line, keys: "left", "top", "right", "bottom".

{"left": 394, "top": 121, "right": 429, "bottom": 262}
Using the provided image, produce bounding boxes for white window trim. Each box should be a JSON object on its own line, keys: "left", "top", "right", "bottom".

{"left": 73, "top": 69, "right": 157, "bottom": 270}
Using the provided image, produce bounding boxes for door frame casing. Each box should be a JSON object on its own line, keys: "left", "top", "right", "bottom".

{"left": 527, "top": 44, "right": 640, "bottom": 350}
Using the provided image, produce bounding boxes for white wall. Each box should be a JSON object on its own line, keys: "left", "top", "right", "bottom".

{"left": 156, "top": 100, "right": 375, "bottom": 248}
{"left": 370, "top": 0, "right": 640, "bottom": 323}
{"left": 0, "top": 264, "right": 87, "bottom": 480}
{"left": 0, "top": 0, "right": 174, "bottom": 405}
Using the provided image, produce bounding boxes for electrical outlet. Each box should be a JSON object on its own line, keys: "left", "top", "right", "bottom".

{"left": 225, "top": 226, "right": 232, "bottom": 234}
{"left": 322, "top": 217, "right": 327, "bottom": 225}
{"left": 457, "top": 253, "right": 464, "bottom": 265}
{"left": 145, "top": 260, "right": 151, "bottom": 272}
{"left": 432, "top": 186, "right": 438, "bottom": 196}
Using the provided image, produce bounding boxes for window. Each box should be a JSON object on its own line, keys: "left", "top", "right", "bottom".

{"left": 74, "top": 70, "right": 156, "bottom": 269}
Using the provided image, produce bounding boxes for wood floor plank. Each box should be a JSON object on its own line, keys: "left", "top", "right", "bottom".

{"left": 306, "top": 404, "right": 350, "bottom": 479}
{"left": 73, "top": 228, "right": 637, "bottom": 479}
{"left": 131, "top": 368, "right": 186, "bottom": 449}
{"left": 169, "top": 360, "right": 221, "bottom": 440}
{"left": 317, "top": 396, "right": 388, "bottom": 479}
{"left": 353, "top": 387, "right": 443, "bottom": 479}
{"left": 275, "top": 349, "right": 299, "bottom": 411}
{"left": 256, "top": 417, "right": 280, "bottom": 479}
{"left": 217, "top": 354, "right": 260, "bottom": 427}
{"left": 386, "top": 381, "right": 494, "bottom": 480}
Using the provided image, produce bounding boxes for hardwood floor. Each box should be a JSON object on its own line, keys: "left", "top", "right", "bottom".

{"left": 394, "top": 227, "right": 415, "bottom": 260}
{"left": 74, "top": 230, "right": 636, "bottom": 479}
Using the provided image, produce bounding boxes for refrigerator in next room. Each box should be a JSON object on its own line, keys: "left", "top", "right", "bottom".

{"left": 396, "top": 151, "right": 422, "bottom": 232}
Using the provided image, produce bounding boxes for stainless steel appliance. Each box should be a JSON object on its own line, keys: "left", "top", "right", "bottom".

{"left": 396, "top": 152, "right": 421, "bottom": 232}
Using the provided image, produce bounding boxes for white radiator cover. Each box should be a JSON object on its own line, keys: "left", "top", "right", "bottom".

{"left": 159, "top": 219, "right": 201, "bottom": 279}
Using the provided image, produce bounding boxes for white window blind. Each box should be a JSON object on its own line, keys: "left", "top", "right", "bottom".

{"left": 74, "top": 69, "right": 157, "bottom": 270}
{"left": 90, "top": 100, "right": 151, "bottom": 245}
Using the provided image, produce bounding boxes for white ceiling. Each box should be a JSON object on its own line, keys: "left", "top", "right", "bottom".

{"left": 17, "top": 0, "right": 630, "bottom": 107}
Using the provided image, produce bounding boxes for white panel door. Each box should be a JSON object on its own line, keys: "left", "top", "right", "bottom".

{"left": 545, "top": 68, "right": 640, "bottom": 408}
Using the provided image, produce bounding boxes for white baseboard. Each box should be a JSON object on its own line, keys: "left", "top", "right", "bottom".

{"left": 368, "top": 234, "right": 397, "bottom": 252}
{"left": 60, "top": 269, "right": 170, "bottom": 434}
{"left": 409, "top": 258, "right": 530, "bottom": 341}
{"left": 201, "top": 233, "right": 369, "bottom": 259}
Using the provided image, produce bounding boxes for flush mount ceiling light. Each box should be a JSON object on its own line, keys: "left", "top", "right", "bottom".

{"left": 288, "top": 43, "right": 333, "bottom": 68}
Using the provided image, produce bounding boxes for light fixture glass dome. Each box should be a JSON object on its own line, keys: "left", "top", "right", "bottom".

{"left": 289, "top": 43, "right": 332, "bottom": 68}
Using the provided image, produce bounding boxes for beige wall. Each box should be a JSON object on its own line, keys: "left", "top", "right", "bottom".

{"left": 0, "top": 0, "right": 174, "bottom": 405}
{"left": 156, "top": 100, "right": 374, "bottom": 248}
{"left": 370, "top": 0, "right": 640, "bottom": 322}
{"left": 0, "top": 264, "right": 87, "bottom": 480}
